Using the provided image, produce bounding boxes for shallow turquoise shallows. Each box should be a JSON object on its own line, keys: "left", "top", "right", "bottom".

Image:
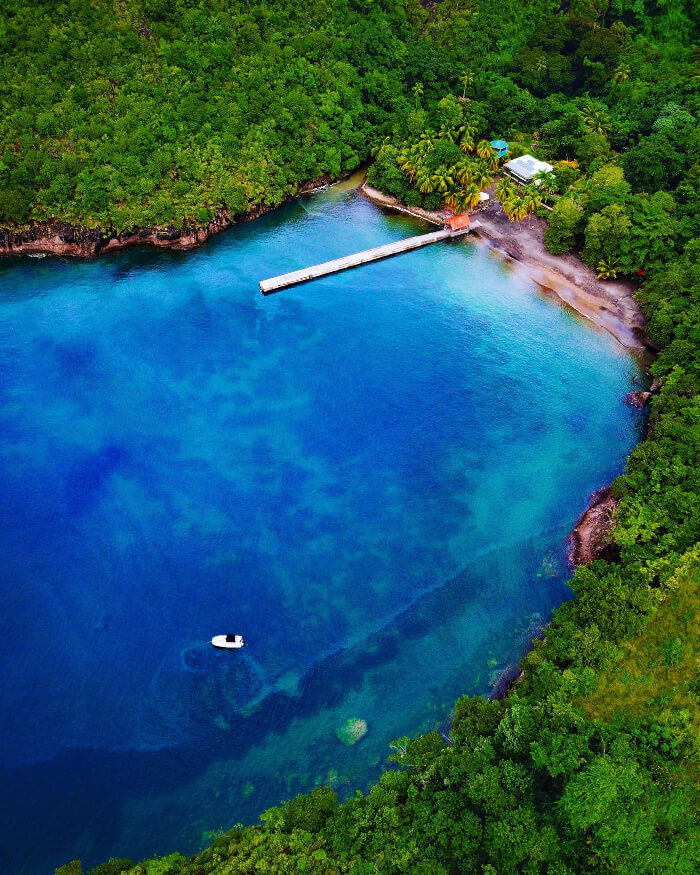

{"left": 0, "top": 185, "right": 644, "bottom": 873}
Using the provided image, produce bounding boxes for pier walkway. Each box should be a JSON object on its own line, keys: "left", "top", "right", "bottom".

{"left": 259, "top": 226, "right": 469, "bottom": 294}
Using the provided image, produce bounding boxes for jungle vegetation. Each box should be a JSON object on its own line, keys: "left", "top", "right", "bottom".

{"left": 5, "top": 0, "right": 693, "bottom": 872}
{"left": 0, "top": 0, "right": 551, "bottom": 232}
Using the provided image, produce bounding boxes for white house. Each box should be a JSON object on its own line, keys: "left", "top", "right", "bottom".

{"left": 503, "top": 154, "right": 554, "bottom": 186}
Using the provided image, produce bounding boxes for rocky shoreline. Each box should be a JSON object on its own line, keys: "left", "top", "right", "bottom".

{"left": 568, "top": 487, "right": 620, "bottom": 566}
{"left": 358, "top": 182, "right": 447, "bottom": 227}
{"left": 0, "top": 176, "right": 335, "bottom": 258}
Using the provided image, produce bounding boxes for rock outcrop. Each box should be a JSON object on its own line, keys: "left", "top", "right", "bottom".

{"left": 0, "top": 178, "right": 331, "bottom": 258}
{"left": 625, "top": 390, "right": 652, "bottom": 408}
{"left": 569, "top": 487, "right": 620, "bottom": 566}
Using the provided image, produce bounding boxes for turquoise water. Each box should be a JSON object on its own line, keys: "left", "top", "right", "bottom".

{"left": 0, "top": 186, "right": 644, "bottom": 873}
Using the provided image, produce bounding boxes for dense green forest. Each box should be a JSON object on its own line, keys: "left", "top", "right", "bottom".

{"left": 1, "top": 0, "right": 535, "bottom": 232}
{"left": 5, "top": 0, "right": 695, "bottom": 872}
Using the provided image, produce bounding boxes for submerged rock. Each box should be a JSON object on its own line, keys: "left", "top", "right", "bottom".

{"left": 336, "top": 717, "right": 368, "bottom": 746}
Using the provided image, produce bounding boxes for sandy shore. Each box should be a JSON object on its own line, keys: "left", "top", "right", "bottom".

{"left": 360, "top": 181, "right": 650, "bottom": 354}
{"left": 471, "top": 198, "right": 650, "bottom": 353}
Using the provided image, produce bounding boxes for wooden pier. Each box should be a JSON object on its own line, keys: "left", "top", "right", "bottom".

{"left": 259, "top": 226, "right": 470, "bottom": 295}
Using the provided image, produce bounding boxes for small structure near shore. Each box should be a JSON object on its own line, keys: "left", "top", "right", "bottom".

{"left": 504, "top": 154, "right": 554, "bottom": 186}
{"left": 445, "top": 214, "right": 471, "bottom": 232}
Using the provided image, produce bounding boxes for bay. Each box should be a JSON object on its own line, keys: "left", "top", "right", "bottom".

{"left": 0, "top": 185, "right": 644, "bottom": 873}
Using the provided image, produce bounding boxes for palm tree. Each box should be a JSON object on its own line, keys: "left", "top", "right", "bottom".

{"left": 486, "top": 153, "right": 500, "bottom": 173}
{"left": 495, "top": 177, "right": 515, "bottom": 203}
{"left": 397, "top": 150, "right": 412, "bottom": 172}
{"left": 458, "top": 133, "right": 475, "bottom": 154}
{"left": 417, "top": 168, "right": 434, "bottom": 194}
{"left": 500, "top": 196, "right": 515, "bottom": 220}
{"left": 404, "top": 161, "right": 418, "bottom": 182}
{"left": 443, "top": 187, "right": 461, "bottom": 210}
{"left": 612, "top": 64, "right": 630, "bottom": 85}
{"left": 476, "top": 139, "right": 492, "bottom": 160}
{"left": 462, "top": 183, "right": 482, "bottom": 209}
{"left": 438, "top": 124, "right": 456, "bottom": 143}
{"left": 580, "top": 101, "right": 612, "bottom": 137}
{"left": 432, "top": 166, "right": 454, "bottom": 194}
{"left": 522, "top": 187, "right": 541, "bottom": 225}
{"left": 533, "top": 168, "right": 556, "bottom": 198}
{"left": 460, "top": 71, "right": 474, "bottom": 99}
{"left": 458, "top": 120, "right": 477, "bottom": 137}
{"left": 412, "top": 82, "right": 424, "bottom": 109}
{"left": 457, "top": 120, "right": 477, "bottom": 154}
{"left": 506, "top": 198, "right": 528, "bottom": 222}
{"left": 451, "top": 189, "right": 470, "bottom": 212}
{"left": 455, "top": 158, "right": 475, "bottom": 185}
{"left": 472, "top": 166, "right": 493, "bottom": 190}
{"left": 597, "top": 257, "right": 620, "bottom": 279}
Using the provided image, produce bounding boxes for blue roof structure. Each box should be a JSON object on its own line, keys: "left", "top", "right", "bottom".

{"left": 491, "top": 139, "right": 509, "bottom": 156}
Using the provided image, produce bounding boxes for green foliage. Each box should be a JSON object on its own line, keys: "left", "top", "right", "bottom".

{"left": 276, "top": 786, "right": 337, "bottom": 833}
{"left": 545, "top": 198, "right": 584, "bottom": 254}
{"left": 583, "top": 165, "right": 631, "bottom": 214}
{"left": 576, "top": 131, "right": 611, "bottom": 168}
{"left": 0, "top": 0, "right": 423, "bottom": 231}
{"left": 622, "top": 134, "right": 689, "bottom": 194}
{"left": 88, "top": 861, "right": 134, "bottom": 875}
{"left": 371, "top": 120, "right": 500, "bottom": 214}
{"left": 582, "top": 204, "right": 631, "bottom": 267}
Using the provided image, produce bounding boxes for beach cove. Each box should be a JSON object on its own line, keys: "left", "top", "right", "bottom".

{"left": 0, "top": 185, "right": 645, "bottom": 873}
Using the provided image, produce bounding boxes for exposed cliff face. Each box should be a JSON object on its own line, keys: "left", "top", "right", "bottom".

{"left": 0, "top": 179, "right": 330, "bottom": 258}
{"left": 569, "top": 487, "right": 620, "bottom": 566}
{"left": 625, "top": 389, "right": 652, "bottom": 409}
{"left": 0, "top": 210, "right": 232, "bottom": 257}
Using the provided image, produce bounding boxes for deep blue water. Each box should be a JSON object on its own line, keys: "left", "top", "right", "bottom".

{"left": 0, "top": 185, "right": 644, "bottom": 873}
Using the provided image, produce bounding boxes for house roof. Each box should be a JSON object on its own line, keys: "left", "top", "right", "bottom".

{"left": 446, "top": 214, "right": 471, "bottom": 231}
{"left": 504, "top": 154, "right": 553, "bottom": 182}
{"left": 491, "top": 139, "right": 508, "bottom": 151}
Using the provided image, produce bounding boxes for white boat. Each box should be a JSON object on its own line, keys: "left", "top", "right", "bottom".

{"left": 212, "top": 634, "right": 245, "bottom": 649}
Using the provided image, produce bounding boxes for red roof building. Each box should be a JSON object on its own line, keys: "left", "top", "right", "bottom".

{"left": 446, "top": 214, "right": 471, "bottom": 232}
